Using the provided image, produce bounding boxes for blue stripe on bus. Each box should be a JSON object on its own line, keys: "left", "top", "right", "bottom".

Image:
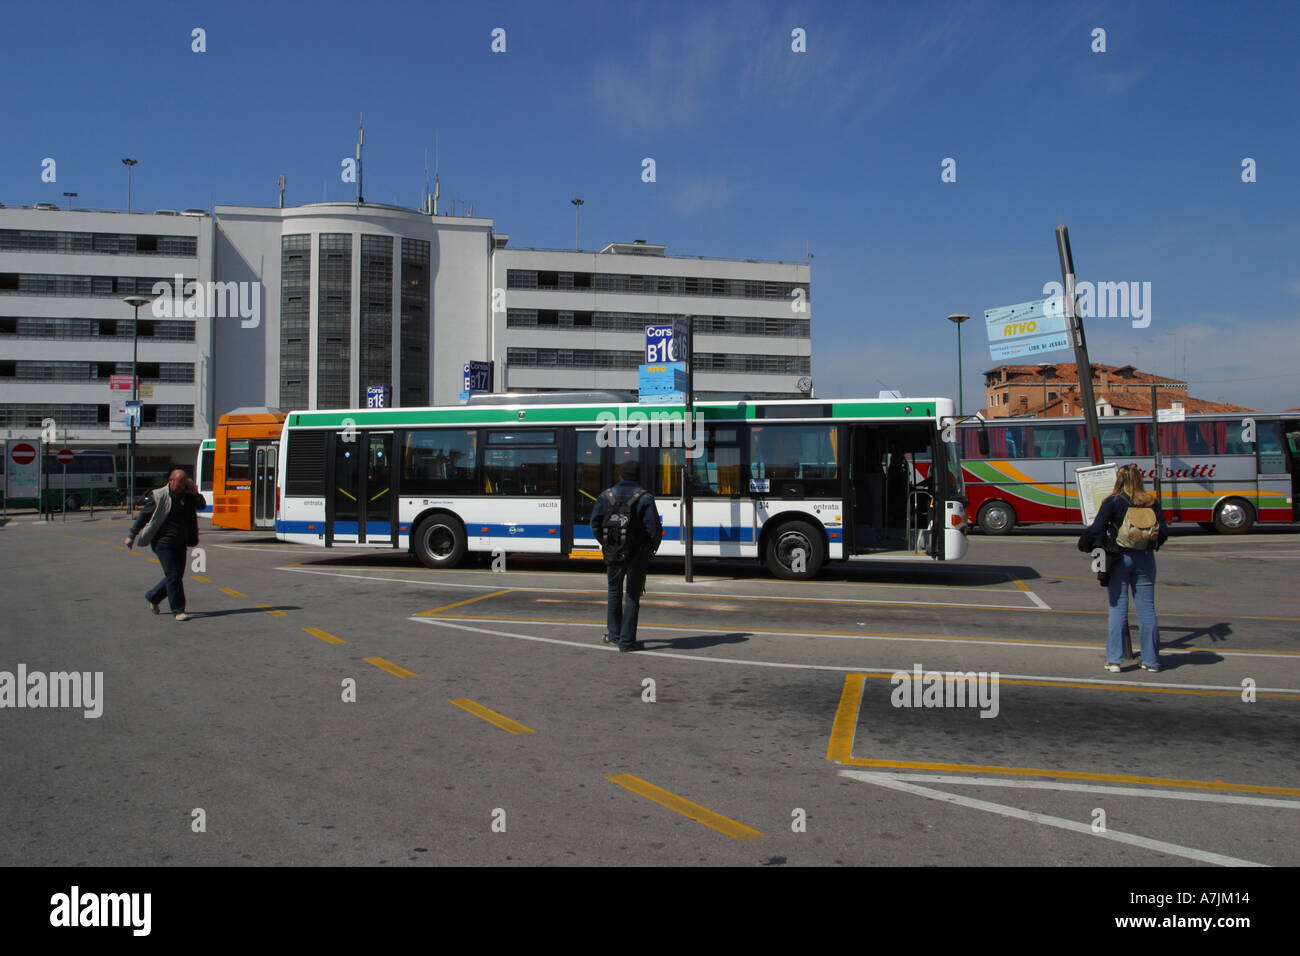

{"left": 279, "top": 520, "right": 765, "bottom": 545}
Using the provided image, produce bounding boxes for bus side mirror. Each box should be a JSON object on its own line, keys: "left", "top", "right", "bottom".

{"left": 978, "top": 430, "right": 990, "bottom": 456}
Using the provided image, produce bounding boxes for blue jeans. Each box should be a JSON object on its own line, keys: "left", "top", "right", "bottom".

{"left": 1106, "top": 550, "right": 1159, "bottom": 667}
{"left": 606, "top": 554, "right": 649, "bottom": 647}
{"left": 146, "top": 542, "right": 188, "bottom": 614}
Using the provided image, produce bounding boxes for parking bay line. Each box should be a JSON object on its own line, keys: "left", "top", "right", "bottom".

{"left": 283, "top": 565, "right": 1044, "bottom": 612}
{"left": 839, "top": 771, "right": 1266, "bottom": 867}
{"left": 606, "top": 773, "right": 763, "bottom": 841}
{"left": 417, "top": 589, "right": 513, "bottom": 616}
{"left": 419, "top": 614, "right": 1300, "bottom": 660}
{"left": 303, "top": 627, "right": 345, "bottom": 645}
{"left": 413, "top": 618, "right": 1300, "bottom": 697}
{"left": 448, "top": 698, "right": 535, "bottom": 734}
{"left": 826, "top": 673, "right": 1300, "bottom": 797}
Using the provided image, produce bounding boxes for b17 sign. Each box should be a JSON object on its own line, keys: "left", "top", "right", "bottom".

{"left": 985, "top": 296, "right": 1070, "bottom": 361}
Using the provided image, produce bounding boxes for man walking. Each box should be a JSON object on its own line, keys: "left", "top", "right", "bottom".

{"left": 125, "top": 468, "right": 205, "bottom": 621}
{"left": 591, "top": 460, "right": 662, "bottom": 652}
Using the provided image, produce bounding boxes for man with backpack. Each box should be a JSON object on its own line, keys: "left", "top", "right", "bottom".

{"left": 591, "top": 460, "right": 663, "bottom": 652}
{"left": 1083, "top": 464, "right": 1169, "bottom": 673}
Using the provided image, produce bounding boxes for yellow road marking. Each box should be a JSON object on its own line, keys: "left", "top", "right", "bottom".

{"left": 148, "top": 557, "right": 160, "bottom": 564}
{"left": 827, "top": 674, "right": 1300, "bottom": 796}
{"left": 606, "top": 773, "right": 763, "bottom": 840}
{"left": 364, "top": 656, "right": 416, "bottom": 678}
{"left": 219, "top": 587, "right": 245, "bottom": 597}
{"left": 192, "top": 575, "right": 212, "bottom": 583}
{"left": 256, "top": 604, "right": 287, "bottom": 617}
{"left": 448, "top": 698, "right": 536, "bottom": 734}
{"left": 303, "top": 626, "right": 345, "bottom": 645}
{"left": 416, "top": 589, "right": 512, "bottom": 616}
{"left": 827, "top": 673, "right": 865, "bottom": 762}
{"left": 420, "top": 614, "right": 1300, "bottom": 657}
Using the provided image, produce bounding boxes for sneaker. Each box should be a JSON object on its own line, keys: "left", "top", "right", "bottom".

{"left": 1140, "top": 662, "right": 1160, "bottom": 672}
{"left": 602, "top": 633, "right": 614, "bottom": 645}
{"left": 147, "top": 600, "right": 159, "bottom": 615}
{"left": 1104, "top": 663, "right": 1121, "bottom": 673}
{"left": 618, "top": 641, "right": 644, "bottom": 653}
{"left": 174, "top": 612, "right": 191, "bottom": 622}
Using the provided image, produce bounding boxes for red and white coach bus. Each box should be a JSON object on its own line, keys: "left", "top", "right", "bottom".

{"left": 956, "top": 412, "right": 1300, "bottom": 534}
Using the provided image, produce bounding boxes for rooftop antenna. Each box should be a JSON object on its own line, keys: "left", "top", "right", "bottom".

{"left": 356, "top": 113, "right": 364, "bottom": 205}
{"left": 423, "top": 148, "right": 430, "bottom": 214}
{"left": 432, "top": 129, "right": 440, "bottom": 216}
{"left": 277, "top": 174, "right": 286, "bottom": 209}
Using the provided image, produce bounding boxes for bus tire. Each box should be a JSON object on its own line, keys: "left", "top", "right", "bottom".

{"left": 764, "top": 520, "right": 825, "bottom": 580}
{"left": 63, "top": 495, "right": 82, "bottom": 512}
{"left": 412, "top": 514, "right": 468, "bottom": 568}
{"left": 977, "top": 501, "right": 1016, "bottom": 535}
{"left": 1213, "top": 498, "right": 1255, "bottom": 534}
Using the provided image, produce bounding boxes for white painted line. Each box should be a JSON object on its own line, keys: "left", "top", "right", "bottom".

{"left": 839, "top": 771, "right": 1266, "bottom": 867}
{"left": 858, "top": 773, "right": 1300, "bottom": 809}
{"left": 1021, "top": 588, "right": 1050, "bottom": 610}
{"left": 284, "top": 565, "right": 1040, "bottom": 610}
{"left": 410, "top": 618, "right": 1300, "bottom": 691}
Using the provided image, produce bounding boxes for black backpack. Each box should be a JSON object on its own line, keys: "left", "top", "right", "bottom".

{"left": 598, "top": 489, "right": 647, "bottom": 564}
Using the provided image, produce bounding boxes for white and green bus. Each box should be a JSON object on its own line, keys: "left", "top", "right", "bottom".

{"left": 195, "top": 438, "right": 215, "bottom": 520}
{"left": 275, "top": 393, "right": 969, "bottom": 579}
{"left": 1, "top": 448, "right": 118, "bottom": 511}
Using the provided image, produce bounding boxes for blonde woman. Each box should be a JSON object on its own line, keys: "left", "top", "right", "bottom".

{"left": 1085, "top": 464, "right": 1169, "bottom": 673}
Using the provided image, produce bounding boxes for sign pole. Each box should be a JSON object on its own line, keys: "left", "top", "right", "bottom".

{"left": 1056, "top": 226, "right": 1103, "bottom": 465}
{"left": 1150, "top": 384, "right": 1162, "bottom": 502}
{"left": 682, "top": 314, "right": 695, "bottom": 584}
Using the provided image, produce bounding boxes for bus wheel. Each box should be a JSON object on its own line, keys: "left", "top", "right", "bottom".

{"left": 412, "top": 515, "right": 467, "bottom": 568}
{"left": 764, "top": 520, "right": 825, "bottom": 580}
{"left": 1213, "top": 498, "right": 1255, "bottom": 534}
{"left": 977, "top": 501, "right": 1016, "bottom": 535}
{"left": 63, "top": 495, "right": 82, "bottom": 512}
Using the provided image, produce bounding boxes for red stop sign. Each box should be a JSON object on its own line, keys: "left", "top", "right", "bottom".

{"left": 10, "top": 443, "right": 36, "bottom": 465}
{"left": 57, "top": 449, "right": 74, "bottom": 465}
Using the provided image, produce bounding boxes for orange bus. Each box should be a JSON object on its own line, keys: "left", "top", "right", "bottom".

{"left": 212, "top": 408, "right": 286, "bottom": 530}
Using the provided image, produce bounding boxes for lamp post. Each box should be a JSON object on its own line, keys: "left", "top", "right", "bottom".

{"left": 946, "top": 314, "right": 970, "bottom": 416}
{"left": 571, "top": 198, "right": 583, "bottom": 250}
{"left": 122, "top": 158, "right": 137, "bottom": 213}
{"left": 62, "top": 191, "right": 77, "bottom": 209}
{"left": 122, "top": 294, "right": 152, "bottom": 513}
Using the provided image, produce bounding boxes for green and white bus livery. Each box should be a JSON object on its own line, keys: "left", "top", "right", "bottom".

{"left": 275, "top": 394, "right": 968, "bottom": 579}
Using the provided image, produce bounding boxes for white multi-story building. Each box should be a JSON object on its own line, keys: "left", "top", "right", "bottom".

{"left": 0, "top": 205, "right": 215, "bottom": 486}
{"left": 491, "top": 240, "right": 811, "bottom": 400}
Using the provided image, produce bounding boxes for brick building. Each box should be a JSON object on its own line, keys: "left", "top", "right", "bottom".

{"left": 982, "top": 362, "right": 1252, "bottom": 418}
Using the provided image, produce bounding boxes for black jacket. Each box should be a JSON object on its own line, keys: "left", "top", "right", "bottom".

{"left": 130, "top": 487, "right": 205, "bottom": 548}
{"left": 1083, "top": 492, "right": 1169, "bottom": 554}
{"left": 590, "top": 480, "right": 663, "bottom": 557}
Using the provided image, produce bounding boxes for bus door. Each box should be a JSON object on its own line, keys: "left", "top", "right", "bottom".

{"left": 564, "top": 429, "right": 605, "bottom": 553}
{"left": 252, "top": 442, "right": 278, "bottom": 529}
{"left": 328, "top": 431, "right": 395, "bottom": 546}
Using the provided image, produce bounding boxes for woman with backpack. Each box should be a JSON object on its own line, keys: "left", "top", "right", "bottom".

{"left": 1085, "top": 464, "right": 1169, "bottom": 673}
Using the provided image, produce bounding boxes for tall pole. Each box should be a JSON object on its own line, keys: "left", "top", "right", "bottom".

{"left": 947, "top": 314, "right": 970, "bottom": 416}
{"left": 1056, "top": 226, "right": 1103, "bottom": 464}
{"left": 122, "top": 158, "right": 137, "bottom": 213}
{"left": 123, "top": 295, "right": 152, "bottom": 513}
{"left": 571, "top": 198, "right": 583, "bottom": 250}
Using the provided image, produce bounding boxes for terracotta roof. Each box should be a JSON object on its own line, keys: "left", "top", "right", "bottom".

{"left": 983, "top": 362, "right": 1185, "bottom": 386}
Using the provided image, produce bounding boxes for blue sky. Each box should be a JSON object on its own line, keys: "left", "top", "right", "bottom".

{"left": 4, "top": 0, "right": 1297, "bottom": 410}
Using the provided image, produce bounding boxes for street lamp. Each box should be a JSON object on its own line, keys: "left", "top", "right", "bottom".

{"left": 122, "top": 158, "right": 138, "bottom": 213}
{"left": 62, "top": 191, "right": 77, "bottom": 209}
{"left": 947, "top": 314, "right": 970, "bottom": 416}
{"left": 122, "top": 294, "right": 153, "bottom": 513}
{"left": 571, "top": 198, "right": 583, "bottom": 250}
